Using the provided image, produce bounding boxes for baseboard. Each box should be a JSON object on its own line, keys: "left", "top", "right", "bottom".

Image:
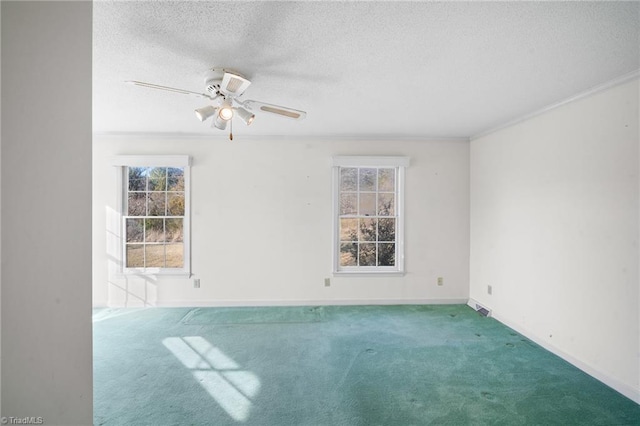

{"left": 134, "top": 298, "right": 469, "bottom": 308}
{"left": 491, "top": 311, "right": 640, "bottom": 404}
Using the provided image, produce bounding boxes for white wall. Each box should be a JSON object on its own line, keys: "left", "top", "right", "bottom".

{"left": 1, "top": 2, "right": 93, "bottom": 424}
{"left": 0, "top": 3, "right": 3, "bottom": 416}
{"left": 93, "top": 136, "right": 470, "bottom": 308}
{"left": 470, "top": 78, "right": 639, "bottom": 402}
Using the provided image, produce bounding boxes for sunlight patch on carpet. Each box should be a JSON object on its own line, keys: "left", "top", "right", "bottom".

{"left": 163, "top": 336, "right": 260, "bottom": 422}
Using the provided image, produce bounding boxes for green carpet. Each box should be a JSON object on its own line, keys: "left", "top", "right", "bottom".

{"left": 93, "top": 305, "right": 639, "bottom": 425}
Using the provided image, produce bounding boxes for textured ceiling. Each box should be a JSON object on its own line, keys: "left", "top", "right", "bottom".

{"left": 93, "top": 1, "right": 640, "bottom": 139}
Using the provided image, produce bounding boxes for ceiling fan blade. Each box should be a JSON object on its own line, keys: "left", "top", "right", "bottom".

{"left": 125, "top": 80, "right": 217, "bottom": 101}
{"left": 241, "top": 100, "right": 306, "bottom": 121}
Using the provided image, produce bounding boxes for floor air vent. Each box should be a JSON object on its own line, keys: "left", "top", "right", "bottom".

{"left": 467, "top": 299, "right": 492, "bottom": 317}
{"left": 476, "top": 306, "right": 490, "bottom": 317}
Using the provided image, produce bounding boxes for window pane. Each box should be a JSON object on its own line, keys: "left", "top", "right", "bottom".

{"left": 126, "top": 218, "right": 144, "bottom": 242}
{"left": 166, "top": 218, "right": 183, "bottom": 242}
{"left": 126, "top": 244, "right": 144, "bottom": 267}
{"left": 167, "top": 168, "right": 185, "bottom": 191}
{"left": 123, "top": 160, "right": 189, "bottom": 273}
{"left": 359, "top": 243, "right": 376, "bottom": 266}
{"left": 165, "top": 243, "right": 184, "bottom": 268}
{"left": 340, "top": 218, "right": 358, "bottom": 241}
{"left": 145, "top": 218, "right": 165, "bottom": 243}
{"left": 378, "top": 218, "right": 395, "bottom": 242}
{"left": 378, "top": 193, "right": 395, "bottom": 216}
{"left": 128, "top": 193, "right": 146, "bottom": 216}
{"left": 167, "top": 192, "right": 185, "bottom": 216}
{"left": 359, "top": 168, "right": 376, "bottom": 191}
{"left": 340, "top": 243, "right": 357, "bottom": 266}
{"left": 359, "top": 193, "right": 376, "bottom": 216}
{"left": 340, "top": 193, "right": 357, "bottom": 215}
{"left": 148, "top": 192, "right": 166, "bottom": 216}
{"left": 334, "top": 160, "right": 403, "bottom": 273}
{"left": 148, "top": 167, "right": 167, "bottom": 191}
{"left": 378, "top": 168, "right": 395, "bottom": 192}
{"left": 340, "top": 168, "right": 357, "bottom": 191}
{"left": 145, "top": 245, "right": 165, "bottom": 267}
{"left": 378, "top": 243, "right": 395, "bottom": 266}
{"left": 359, "top": 218, "right": 377, "bottom": 242}
{"left": 128, "top": 167, "right": 147, "bottom": 191}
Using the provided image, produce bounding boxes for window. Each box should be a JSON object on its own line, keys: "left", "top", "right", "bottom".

{"left": 332, "top": 156, "right": 409, "bottom": 275}
{"left": 114, "top": 155, "right": 191, "bottom": 275}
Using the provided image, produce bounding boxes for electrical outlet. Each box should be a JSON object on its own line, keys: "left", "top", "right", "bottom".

{"left": 487, "top": 285, "right": 492, "bottom": 295}
{"left": 324, "top": 278, "right": 331, "bottom": 287}
{"left": 437, "top": 277, "right": 443, "bottom": 286}
{"left": 194, "top": 278, "right": 201, "bottom": 289}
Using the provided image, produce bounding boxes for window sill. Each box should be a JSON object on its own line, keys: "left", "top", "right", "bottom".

{"left": 114, "top": 271, "right": 191, "bottom": 279}
{"left": 333, "top": 270, "right": 405, "bottom": 277}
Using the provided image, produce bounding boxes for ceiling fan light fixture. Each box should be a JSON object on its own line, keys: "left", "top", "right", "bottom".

{"left": 213, "top": 115, "right": 228, "bottom": 130}
{"left": 194, "top": 105, "right": 217, "bottom": 122}
{"left": 235, "top": 107, "right": 255, "bottom": 126}
{"left": 218, "top": 106, "right": 234, "bottom": 121}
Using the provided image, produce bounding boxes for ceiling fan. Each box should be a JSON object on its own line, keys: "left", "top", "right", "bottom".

{"left": 126, "top": 68, "right": 306, "bottom": 139}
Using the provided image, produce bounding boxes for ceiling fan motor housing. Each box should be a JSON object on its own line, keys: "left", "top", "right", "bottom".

{"left": 204, "top": 68, "right": 224, "bottom": 96}
{"left": 204, "top": 68, "right": 250, "bottom": 98}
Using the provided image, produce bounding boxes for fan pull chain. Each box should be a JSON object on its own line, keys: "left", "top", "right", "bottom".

{"left": 229, "top": 118, "right": 233, "bottom": 141}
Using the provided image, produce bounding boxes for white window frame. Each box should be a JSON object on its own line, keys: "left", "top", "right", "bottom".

{"left": 112, "top": 155, "right": 191, "bottom": 277}
{"left": 332, "top": 156, "right": 409, "bottom": 276}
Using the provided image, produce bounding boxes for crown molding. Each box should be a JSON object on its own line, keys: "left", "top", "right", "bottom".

{"left": 470, "top": 69, "right": 640, "bottom": 141}
{"left": 92, "top": 131, "right": 469, "bottom": 143}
